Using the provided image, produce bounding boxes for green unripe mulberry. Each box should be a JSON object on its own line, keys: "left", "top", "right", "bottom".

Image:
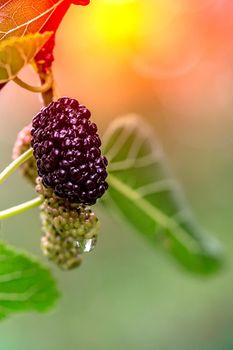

{"left": 37, "top": 178, "right": 99, "bottom": 270}
{"left": 12, "top": 124, "right": 38, "bottom": 185}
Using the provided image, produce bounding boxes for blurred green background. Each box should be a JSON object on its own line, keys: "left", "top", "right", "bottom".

{"left": 1, "top": 0, "right": 233, "bottom": 349}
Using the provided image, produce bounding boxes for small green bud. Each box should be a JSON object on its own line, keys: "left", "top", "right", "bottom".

{"left": 12, "top": 124, "right": 37, "bottom": 185}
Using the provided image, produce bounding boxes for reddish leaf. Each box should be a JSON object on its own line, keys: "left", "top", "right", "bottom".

{"left": 0, "top": 0, "right": 90, "bottom": 40}
{"left": 0, "top": 0, "right": 89, "bottom": 89}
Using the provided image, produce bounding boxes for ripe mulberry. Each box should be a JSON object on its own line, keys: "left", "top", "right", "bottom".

{"left": 31, "top": 97, "right": 108, "bottom": 205}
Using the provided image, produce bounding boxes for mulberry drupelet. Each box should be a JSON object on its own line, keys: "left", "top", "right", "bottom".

{"left": 31, "top": 97, "right": 108, "bottom": 205}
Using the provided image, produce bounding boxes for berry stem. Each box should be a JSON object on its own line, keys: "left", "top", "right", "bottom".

{"left": 13, "top": 73, "right": 53, "bottom": 94}
{"left": 0, "top": 197, "right": 43, "bottom": 220}
{"left": 0, "top": 148, "right": 33, "bottom": 185}
{"left": 38, "top": 70, "right": 58, "bottom": 106}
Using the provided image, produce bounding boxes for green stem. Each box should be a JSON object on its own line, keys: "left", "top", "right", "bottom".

{"left": 0, "top": 148, "right": 33, "bottom": 185}
{"left": 13, "top": 74, "right": 53, "bottom": 94}
{"left": 0, "top": 197, "right": 43, "bottom": 220}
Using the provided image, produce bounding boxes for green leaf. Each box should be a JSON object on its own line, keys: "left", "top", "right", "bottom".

{"left": 102, "top": 115, "right": 223, "bottom": 275}
{"left": 0, "top": 242, "right": 59, "bottom": 320}
{"left": 0, "top": 32, "right": 52, "bottom": 83}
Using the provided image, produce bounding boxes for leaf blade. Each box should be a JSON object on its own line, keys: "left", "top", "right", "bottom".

{"left": 0, "top": 31, "right": 52, "bottom": 83}
{"left": 0, "top": 242, "right": 59, "bottom": 320}
{"left": 0, "top": 0, "right": 65, "bottom": 40}
{"left": 103, "top": 115, "right": 223, "bottom": 274}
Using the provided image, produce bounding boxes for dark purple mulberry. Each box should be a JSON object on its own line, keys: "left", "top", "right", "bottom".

{"left": 31, "top": 97, "right": 108, "bottom": 205}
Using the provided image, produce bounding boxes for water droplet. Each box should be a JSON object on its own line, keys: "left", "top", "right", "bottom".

{"left": 75, "top": 237, "right": 97, "bottom": 253}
